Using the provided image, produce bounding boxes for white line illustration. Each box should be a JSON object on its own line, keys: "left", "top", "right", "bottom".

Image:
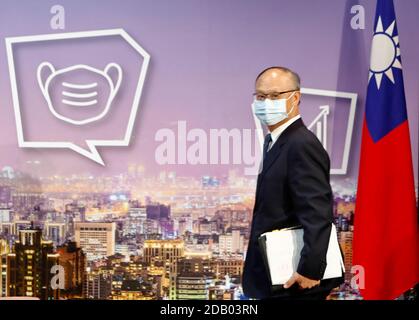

{"left": 62, "top": 91, "right": 98, "bottom": 98}
{"left": 62, "top": 82, "right": 98, "bottom": 89}
{"left": 61, "top": 98, "right": 98, "bottom": 107}
{"left": 307, "top": 105, "right": 330, "bottom": 150}
{"left": 5, "top": 29, "right": 151, "bottom": 165}
{"left": 37, "top": 62, "right": 122, "bottom": 125}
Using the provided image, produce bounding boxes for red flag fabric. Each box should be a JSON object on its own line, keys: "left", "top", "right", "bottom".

{"left": 353, "top": 0, "right": 418, "bottom": 300}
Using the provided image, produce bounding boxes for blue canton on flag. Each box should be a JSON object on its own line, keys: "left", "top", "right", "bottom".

{"left": 366, "top": 0, "right": 408, "bottom": 142}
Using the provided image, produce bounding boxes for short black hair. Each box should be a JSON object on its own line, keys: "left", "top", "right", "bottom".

{"left": 255, "top": 66, "right": 301, "bottom": 89}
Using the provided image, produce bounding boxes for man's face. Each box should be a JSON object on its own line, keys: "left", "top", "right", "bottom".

{"left": 255, "top": 70, "right": 300, "bottom": 115}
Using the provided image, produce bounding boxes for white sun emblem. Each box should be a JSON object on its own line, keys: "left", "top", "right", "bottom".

{"left": 369, "top": 17, "right": 402, "bottom": 90}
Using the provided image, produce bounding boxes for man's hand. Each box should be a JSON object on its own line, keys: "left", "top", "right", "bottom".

{"left": 283, "top": 272, "right": 320, "bottom": 290}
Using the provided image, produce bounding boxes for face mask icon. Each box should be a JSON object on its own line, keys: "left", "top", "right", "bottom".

{"left": 37, "top": 62, "right": 122, "bottom": 125}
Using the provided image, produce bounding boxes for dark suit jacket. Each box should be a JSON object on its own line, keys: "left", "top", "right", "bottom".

{"left": 242, "top": 118, "right": 344, "bottom": 299}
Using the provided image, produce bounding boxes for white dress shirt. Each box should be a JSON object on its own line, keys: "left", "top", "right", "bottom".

{"left": 268, "top": 115, "right": 301, "bottom": 151}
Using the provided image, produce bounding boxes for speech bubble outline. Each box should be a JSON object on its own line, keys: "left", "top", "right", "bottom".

{"left": 5, "top": 29, "right": 151, "bottom": 166}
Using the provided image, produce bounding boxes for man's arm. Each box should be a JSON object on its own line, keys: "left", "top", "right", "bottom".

{"left": 287, "top": 137, "right": 333, "bottom": 281}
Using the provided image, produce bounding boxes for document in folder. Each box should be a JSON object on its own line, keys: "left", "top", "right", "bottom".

{"left": 258, "top": 224, "right": 344, "bottom": 286}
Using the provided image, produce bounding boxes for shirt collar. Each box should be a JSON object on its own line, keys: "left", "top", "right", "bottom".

{"left": 269, "top": 114, "right": 301, "bottom": 146}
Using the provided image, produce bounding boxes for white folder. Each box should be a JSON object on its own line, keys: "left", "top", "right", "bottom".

{"left": 259, "top": 224, "right": 345, "bottom": 285}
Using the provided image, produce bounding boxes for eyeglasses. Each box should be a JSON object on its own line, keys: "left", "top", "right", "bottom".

{"left": 252, "top": 89, "right": 299, "bottom": 101}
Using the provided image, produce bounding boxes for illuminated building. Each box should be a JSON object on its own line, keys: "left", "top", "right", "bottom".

{"left": 14, "top": 220, "right": 32, "bottom": 233}
{"left": 177, "top": 257, "right": 213, "bottom": 274}
{"left": 141, "top": 219, "right": 160, "bottom": 235}
{"left": 44, "top": 222, "right": 66, "bottom": 245}
{"left": 11, "top": 193, "right": 45, "bottom": 212}
{"left": 112, "top": 280, "right": 155, "bottom": 300}
{"left": 115, "top": 244, "right": 130, "bottom": 261}
{"left": 56, "top": 241, "right": 86, "bottom": 297}
{"left": 0, "top": 254, "right": 6, "bottom": 297}
{"left": 0, "top": 209, "right": 12, "bottom": 223}
{"left": 143, "top": 239, "right": 184, "bottom": 275}
{"left": 0, "top": 239, "right": 10, "bottom": 297}
{"left": 0, "top": 239, "right": 9, "bottom": 254}
{"left": 198, "top": 219, "right": 212, "bottom": 234}
{"left": 218, "top": 230, "right": 244, "bottom": 254}
{"left": 214, "top": 257, "right": 244, "bottom": 279}
{"left": 174, "top": 273, "right": 213, "bottom": 300}
{"left": 0, "top": 222, "right": 15, "bottom": 236}
{"left": 122, "top": 206, "right": 146, "bottom": 236}
{"left": 65, "top": 203, "right": 86, "bottom": 222}
{"left": 144, "top": 239, "right": 184, "bottom": 297}
{"left": 176, "top": 216, "right": 193, "bottom": 235}
{"left": 75, "top": 222, "right": 115, "bottom": 261}
{"left": 83, "top": 272, "right": 112, "bottom": 300}
{"left": 339, "top": 230, "right": 354, "bottom": 281}
{"left": 208, "top": 286, "right": 235, "bottom": 300}
{"left": 7, "top": 227, "right": 60, "bottom": 300}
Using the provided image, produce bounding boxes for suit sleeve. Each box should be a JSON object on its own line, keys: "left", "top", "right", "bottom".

{"left": 288, "top": 137, "right": 333, "bottom": 280}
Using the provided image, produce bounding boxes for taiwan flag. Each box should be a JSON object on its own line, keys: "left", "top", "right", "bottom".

{"left": 353, "top": 0, "right": 418, "bottom": 300}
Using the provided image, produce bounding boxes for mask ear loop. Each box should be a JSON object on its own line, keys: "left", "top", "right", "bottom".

{"left": 286, "top": 91, "right": 297, "bottom": 116}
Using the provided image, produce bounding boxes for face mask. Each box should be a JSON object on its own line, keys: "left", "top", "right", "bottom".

{"left": 37, "top": 62, "right": 122, "bottom": 126}
{"left": 252, "top": 92, "right": 296, "bottom": 126}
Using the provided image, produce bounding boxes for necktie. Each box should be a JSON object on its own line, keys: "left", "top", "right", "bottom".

{"left": 262, "top": 133, "right": 272, "bottom": 160}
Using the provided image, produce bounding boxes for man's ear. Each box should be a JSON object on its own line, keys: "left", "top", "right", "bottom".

{"left": 295, "top": 91, "right": 301, "bottom": 106}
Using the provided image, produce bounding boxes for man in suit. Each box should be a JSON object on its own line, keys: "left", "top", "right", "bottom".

{"left": 242, "top": 66, "right": 343, "bottom": 300}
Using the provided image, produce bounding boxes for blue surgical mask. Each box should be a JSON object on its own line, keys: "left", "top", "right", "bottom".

{"left": 252, "top": 92, "right": 296, "bottom": 126}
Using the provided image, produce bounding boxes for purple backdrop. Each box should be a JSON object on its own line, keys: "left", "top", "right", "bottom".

{"left": 0, "top": 0, "right": 417, "bottom": 186}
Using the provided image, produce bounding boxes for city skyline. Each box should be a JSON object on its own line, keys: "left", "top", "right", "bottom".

{"left": 0, "top": 165, "right": 363, "bottom": 300}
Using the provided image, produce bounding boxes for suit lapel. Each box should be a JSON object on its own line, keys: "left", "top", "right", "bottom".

{"left": 260, "top": 118, "right": 304, "bottom": 177}
{"left": 261, "top": 138, "right": 286, "bottom": 176}
{"left": 254, "top": 118, "right": 305, "bottom": 206}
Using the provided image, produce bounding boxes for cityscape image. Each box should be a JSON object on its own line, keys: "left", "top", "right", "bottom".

{"left": 0, "top": 165, "right": 361, "bottom": 300}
